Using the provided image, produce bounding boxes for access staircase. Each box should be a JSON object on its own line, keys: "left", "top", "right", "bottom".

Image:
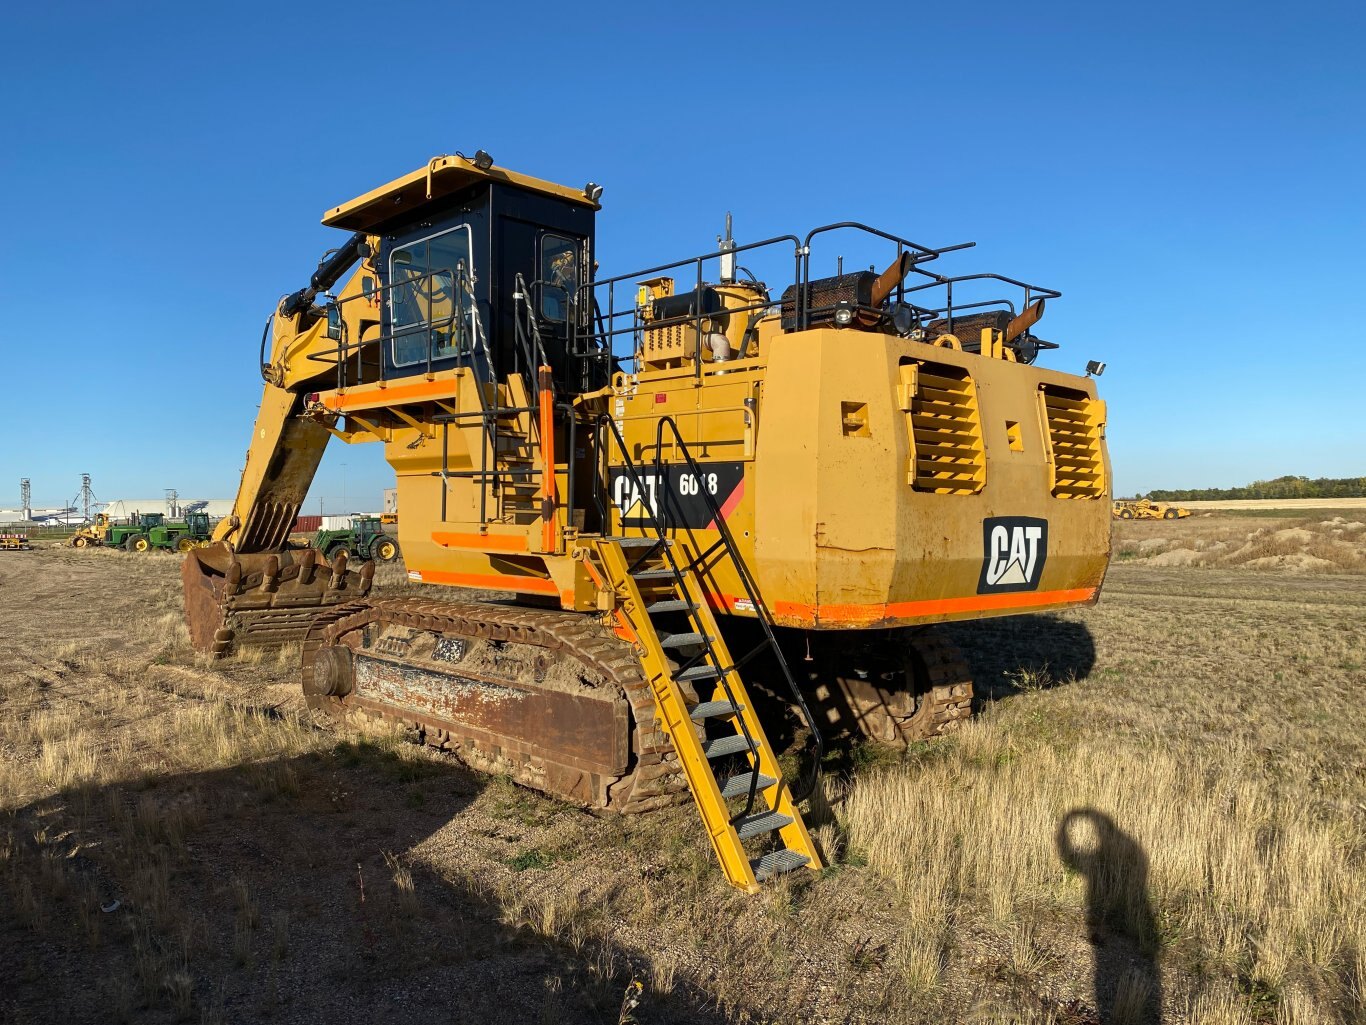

{"left": 596, "top": 535, "right": 822, "bottom": 892}
{"left": 488, "top": 374, "right": 543, "bottom": 525}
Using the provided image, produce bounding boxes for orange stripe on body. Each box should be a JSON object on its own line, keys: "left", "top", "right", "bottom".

{"left": 330, "top": 378, "right": 457, "bottom": 409}
{"left": 414, "top": 569, "right": 558, "bottom": 596}
{"left": 704, "top": 479, "right": 745, "bottom": 531}
{"left": 431, "top": 531, "right": 529, "bottom": 553}
{"left": 705, "top": 586, "right": 1098, "bottom": 625}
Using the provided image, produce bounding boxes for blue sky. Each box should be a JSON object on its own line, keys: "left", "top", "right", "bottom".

{"left": 3, "top": 0, "right": 1362, "bottom": 509}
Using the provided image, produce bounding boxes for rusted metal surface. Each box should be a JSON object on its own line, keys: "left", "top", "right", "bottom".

{"left": 352, "top": 652, "right": 630, "bottom": 776}
{"left": 182, "top": 542, "right": 373, "bottom": 656}
{"left": 1005, "top": 297, "right": 1046, "bottom": 342}
{"left": 301, "top": 597, "right": 690, "bottom": 812}
{"left": 869, "top": 251, "right": 914, "bottom": 308}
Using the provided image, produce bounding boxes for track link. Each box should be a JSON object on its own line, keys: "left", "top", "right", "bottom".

{"left": 897, "top": 625, "right": 974, "bottom": 741}
{"left": 301, "top": 597, "right": 688, "bottom": 813}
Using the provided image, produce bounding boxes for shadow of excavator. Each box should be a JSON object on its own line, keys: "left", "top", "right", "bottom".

{"left": 0, "top": 741, "right": 752, "bottom": 1025}
{"left": 946, "top": 612, "right": 1098, "bottom": 702}
{"left": 715, "top": 614, "right": 1098, "bottom": 769}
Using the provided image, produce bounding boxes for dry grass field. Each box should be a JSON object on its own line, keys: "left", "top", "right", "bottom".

{"left": 1, "top": 517, "right": 1363, "bottom": 1024}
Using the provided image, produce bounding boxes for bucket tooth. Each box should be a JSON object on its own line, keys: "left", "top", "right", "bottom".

{"left": 182, "top": 542, "right": 372, "bottom": 656}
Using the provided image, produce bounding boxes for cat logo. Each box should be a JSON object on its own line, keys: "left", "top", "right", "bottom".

{"left": 978, "top": 517, "right": 1049, "bottom": 594}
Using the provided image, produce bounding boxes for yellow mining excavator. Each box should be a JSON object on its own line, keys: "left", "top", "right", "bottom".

{"left": 183, "top": 152, "right": 1112, "bottom": 891}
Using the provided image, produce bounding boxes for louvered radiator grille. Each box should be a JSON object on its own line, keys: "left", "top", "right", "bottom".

{"left": 1039, "top": 386, "right": 1107, "bottom": 499}
{"left": 900, "top": 361, "right": 986, "bottom": 495}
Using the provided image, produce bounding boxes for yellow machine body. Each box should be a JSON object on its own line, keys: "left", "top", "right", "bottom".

{"left": 183, "top": 152, "right": 1112, "bottom": 890}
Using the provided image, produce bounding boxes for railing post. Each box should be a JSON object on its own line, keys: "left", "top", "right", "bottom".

{"left": 538, "top": 366, "right": 557, "bottom": 553}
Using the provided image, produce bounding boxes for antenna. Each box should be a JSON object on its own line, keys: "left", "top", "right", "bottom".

{"left": 75, "top": 473, "right": 96, "bottom": 523}
{"left": 718, "top": 212, "right": 735, "bottom": 284}
{"left": 20, "top": 479, "right": 30, "bottom": 521}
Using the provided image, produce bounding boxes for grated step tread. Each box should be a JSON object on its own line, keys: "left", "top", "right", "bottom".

{"left": 720, "top": 771, "right": 775, "bottom": 799}
{"left": 752, "top": 849, "right": 810, "bottom": 882}
{"left": 631, "top": 568, "right": 678, "bottom": 581}
{"left": 690, "top": 700, "right": 740, "bottom": 721}
{"left": 702, "top": 734, "right": 755, "bottom": 759}
{"left": 734, "top": 811, "right": 793, "bottom": 840}
{"left": 660, "top": 632, "right": 707, "bottom": 649}
{"left": 611, "top": 537, "right": 671, "bottom": 549}
{"left": 677, "top": 664, "right": 721, "bottom": 682}
{"left": 647, "top": 599, "right": 696, "bottom": 615}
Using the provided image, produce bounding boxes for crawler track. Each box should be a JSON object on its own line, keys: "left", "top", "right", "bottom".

{"left": 898, "top": 625, "right": 974, "bottom": 741}
{"left": 301, "top": 597, "right": 689, "bottom": 812}
{"left": 294, "top": 599, "right": 973, "bottom": 810}
{"left": 794, "top": 624, "right": 974, "bottom": 746}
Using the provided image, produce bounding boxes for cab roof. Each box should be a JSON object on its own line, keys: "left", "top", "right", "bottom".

{"left": 322, "top": 153, "right": 600, "bottom": 232}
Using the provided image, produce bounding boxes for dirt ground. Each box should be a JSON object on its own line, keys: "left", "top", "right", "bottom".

{"left": 1, "top": 522, "right": 1363, "bottom": 1024}
{"left": 1112, "top": 512, "right": 1366, "bottom": 573}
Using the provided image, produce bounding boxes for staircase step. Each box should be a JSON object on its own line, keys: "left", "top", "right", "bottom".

{"left": 690, "top": 700, "right": 740, "bottom": 721}
{"left": 752, "top": 849, "right": 810, "bottom": 881}
{"left": 719, "top": 771, "right": 774, "bottom": 799}
{"left": 613, "top": 537, "right": 670, "bottom": 549}
{"left": 631, "top": 568, "right": 678, "bottom": 581}
{"left": 660, "top": 631, "right": 707, "bottom": 649}
{"left": 702, "top": 734, "right": 755, "bottom": 759}
{"left": 647, "top": 599, "right": 695, "bottom": 615}
{"left": 734, "top": 811, "right": 793, "bottom": 840}
{"left": 677, "top": 664, "right": 721, "bottom": 682}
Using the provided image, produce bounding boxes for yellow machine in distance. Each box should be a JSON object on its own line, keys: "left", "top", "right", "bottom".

{"left": 183, "top": 152, "right": 1112, "bottom": 891}
{"left": 68, "top": 513, "right": 111, "bottom": 548}
{"left": 1113, "top": 498, "right": 1190, "bottom": 520}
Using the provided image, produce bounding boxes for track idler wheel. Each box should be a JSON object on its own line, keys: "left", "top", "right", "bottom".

{"left": 304, "top": 644, "right": 355, "bottom": 698}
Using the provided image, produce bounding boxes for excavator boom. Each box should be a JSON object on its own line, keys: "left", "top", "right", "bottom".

{"left": 183, "top": 238, "right": 378, "bottom": 654}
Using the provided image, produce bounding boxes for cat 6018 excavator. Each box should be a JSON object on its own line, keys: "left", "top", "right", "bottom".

{"left": 183, "top": 152, "right": 1112, "bottom": 891}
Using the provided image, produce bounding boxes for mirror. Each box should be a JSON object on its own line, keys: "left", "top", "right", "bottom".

{"left": 325, "top": 303, "right": 343, "bottom": 341}
{"left": 362, "top": 275, "right": 375, "bottom": 301}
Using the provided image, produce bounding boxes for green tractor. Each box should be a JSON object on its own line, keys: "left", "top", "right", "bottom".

{"left": 115, "top": 513, "right": 167, "bottom": 552}
{"left": 314, "top": 515, "right": 401, "bottom": 564}
{"left": 148, "top": 511, "right": 214, "bottom": 552}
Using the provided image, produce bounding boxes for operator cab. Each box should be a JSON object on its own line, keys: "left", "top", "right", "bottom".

{"left": 322, "top": 155, "right": 603, "bottom": 395}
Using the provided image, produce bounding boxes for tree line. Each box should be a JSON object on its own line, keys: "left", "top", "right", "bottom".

{"left": 1147, "top": 475, "right": 1366, "bottom": 501}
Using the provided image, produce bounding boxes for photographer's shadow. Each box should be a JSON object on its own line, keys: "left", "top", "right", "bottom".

{"left": 1057, "top": 809, "right": 1162, "bottom": 1024}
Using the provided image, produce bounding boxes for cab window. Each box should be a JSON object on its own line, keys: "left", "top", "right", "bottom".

{"left": 540, "top": 234, "right": 579, "bottom": 322}
{"left": 389, "top": 224, "right": 474, "bottom": 367}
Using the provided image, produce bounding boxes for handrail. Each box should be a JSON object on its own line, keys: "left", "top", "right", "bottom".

{"left": 594, "top": 413, "right": 773, "bottom": 819}
{"left": 651, "top": 416, "right": 823, "bottom": 803}
{"left": 569, "top": 220, "right": 1063, "bottom": 377}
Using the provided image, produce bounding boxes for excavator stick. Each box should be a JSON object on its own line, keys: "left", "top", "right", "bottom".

{"left": 182, "top": 542, "right": 374, "bottom": 656}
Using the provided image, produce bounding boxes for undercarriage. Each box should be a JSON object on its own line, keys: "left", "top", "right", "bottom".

{"left": 292, "top": 596, "right": 973, "bottom": 811}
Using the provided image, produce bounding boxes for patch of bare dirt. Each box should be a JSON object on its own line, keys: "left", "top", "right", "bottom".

{"left": 1113, "top": 514, "right": 1366, "bottom": 573}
